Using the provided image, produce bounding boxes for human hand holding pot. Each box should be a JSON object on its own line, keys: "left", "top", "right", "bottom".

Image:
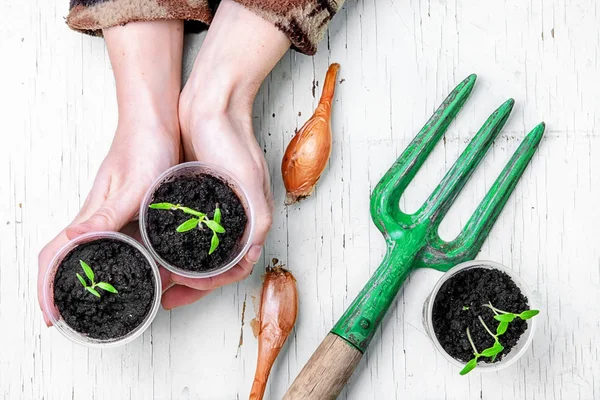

{"left": 162, "top": 0, "right": 290, "bottom": 309}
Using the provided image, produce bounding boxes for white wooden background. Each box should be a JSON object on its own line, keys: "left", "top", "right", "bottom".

{"left": 1, "top": 0, "right": 599, "bottom": 399}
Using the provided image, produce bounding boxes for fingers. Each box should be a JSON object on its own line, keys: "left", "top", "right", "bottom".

{"left": 247, "top": 192, "right": 271, "bottom": 257}
{"left": 163, "top": 258, "right": 257, "bottom": 309}
{"left": 242, "top": 164, "right": 272, "bottom": 249}
{"left": 164, "top": 249, "right": 259, "bottom": 309}
{"left": 170, "top": 259, "right": 255, "bottom": 291}
{"left": 246, "top": 245, "right": 263, "bottom": 265}
{"left": 37, "top": 230, "right": 71, "bottom": 327}
{"left": 161, "top": 286, "right": 214, "bottom": 310}
{"left": 159, "top": 267, "right": 173, "bottom": 293}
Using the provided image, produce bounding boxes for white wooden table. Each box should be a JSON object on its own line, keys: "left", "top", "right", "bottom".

{"left": 2, "top": 0, "right": 599, "bottom": 399}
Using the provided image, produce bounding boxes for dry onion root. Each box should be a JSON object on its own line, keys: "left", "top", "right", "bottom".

{"left": 249, "top": 261, "right": 298, "bottom": 400}
{"left": 281, "top": 63, "right": 340, "bottom": 204}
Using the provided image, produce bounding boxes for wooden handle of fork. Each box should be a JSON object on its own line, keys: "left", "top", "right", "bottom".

{"left": 283, "top": 333, "right": 363, "bottom": 400}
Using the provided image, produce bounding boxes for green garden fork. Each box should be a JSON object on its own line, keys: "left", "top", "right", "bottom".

{"left": 284, "top": 74, "right": 545, "bottom": 399}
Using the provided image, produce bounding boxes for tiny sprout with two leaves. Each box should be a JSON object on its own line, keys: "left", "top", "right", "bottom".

{"left": 483, "top": 302, "right": 540, "bottom": 322}
{"left": 459, "top": 316, "right": 505, "bottom": 375}
{"left": 149, "top": 202, "right": 225, "bottom": 255}
{"left": 76, "top": 260, "right": 118, "bottom": 298}
{"left": 459, "top": 303, "right": 539, "bottom": 375}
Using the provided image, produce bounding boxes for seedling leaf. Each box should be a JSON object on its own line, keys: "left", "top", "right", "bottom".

{"left": 496, "top": 321, "right": 509, "bottom": 336}
{"left": 459, "top": 302, "right": 538, "bottom": 375}
{"left": 86, "top": 287, "right": 101, "bottom": 298}
{"left": 460, "top": 358, "right": 478, "bottom": 376}
{"left": 494, "top": 314, "right": 516, "bottom": 323}
{"left": 480, "top": 342, "right": 504, "bottom": 358}
{"left": 480, "top": 347, "right": 498, "bottom": 358}
{"left": 179, "top": 206, "right": 205, "bottom": 218}
{"left": 80, "top": 260, "right": 94, "bottom": 282}
{"left": 149, "top": 202, "right": 175, "bottom": 209}
{"left": 97, "top": 282, "right": 118, "bottom": 293}
{"left": 519, "top": 310, "right": 540, "bottom": 320}
{"left": 209, "top": 232, "right": 219, "bottom": 255}
{"left": 177, "top": 218, "right": 200, "bottom": 232}
{"left": 151, "top": 203, "right": 228, "bottom": 255}
{"left": 205, "top": 220, "right": 225, "bottom": 233}
{"left": 76, "top": 273, "right": 87, "bottom": 287}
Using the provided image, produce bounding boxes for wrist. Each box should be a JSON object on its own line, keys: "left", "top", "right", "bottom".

{"left": 117, "top": 92, "right": 180, "bottom": 139}
{"left": 180, "top": 0, "right": 290, "bottom": 123}
{"left": 183, "top": 66, "right": 259, "bottom": 118}
{"left": 104, "top": 20, "right": 184, "bottom": 139}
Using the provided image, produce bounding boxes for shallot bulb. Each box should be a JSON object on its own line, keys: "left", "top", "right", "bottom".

{"left": 249, "top": 263, "right": 298, "bottom": 400}
{"left": 281, "top": 63, "right": 340, "bottom": 204}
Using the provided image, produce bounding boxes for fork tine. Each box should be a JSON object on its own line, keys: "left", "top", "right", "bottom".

{"left": 422, "top": 122, "right": 545, "bottom": 269}
{"left": 417, "top": 99, "right": 515, "bottom": 224}
{"left": 371, "top": 74, "right": 476, "bottom": 232}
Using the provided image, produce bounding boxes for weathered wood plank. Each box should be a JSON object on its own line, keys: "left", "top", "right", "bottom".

{"left": 1, "top": 0, "right": 599, "bottom": 399}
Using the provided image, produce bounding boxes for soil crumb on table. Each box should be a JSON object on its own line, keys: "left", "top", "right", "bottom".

{"left": 432, "top": 267, "right": 529, "bottom": 363}
{"left": 53, "top": 239, "right": 155, "bottom": 340}
{"left": 147, "top": 175, "right": 247, "bottom": 272}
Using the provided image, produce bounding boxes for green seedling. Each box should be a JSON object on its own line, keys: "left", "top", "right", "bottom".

{"left": 483, "top": 302, "right": 540, "bottom": 322}
{"left": 462, "top": 306, "right": 470, "bottom": 311}
{"left": 460, "top": 303, "right": 539, "bottom": 375}
{"left": 460, "top": 328, "right": 480, "bottom": 375}
{"left": 76, "top": 260, "right": 118, "bottom": 298}
{"left": 149, "top": 202, "right": 225, "bottom": 255}
{"left": 460, "top": 317, "right": 505, "bottom": 375}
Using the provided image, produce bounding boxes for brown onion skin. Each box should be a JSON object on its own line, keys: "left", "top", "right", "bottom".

{"left": 282, "top": 63, "right": 340, "bottom": 204}
{"left": 249, "top": 265, "right": 298, "bottom": 400}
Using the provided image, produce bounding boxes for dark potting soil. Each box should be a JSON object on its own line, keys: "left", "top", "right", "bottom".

{"left": 53, "top": 239, "right": 156, "bottom": 340}
{"left": 146, "top": 175, "right": 247, "bottom": 272}
{"left": 432, "top": 267, "right": 529, "bottom": 363}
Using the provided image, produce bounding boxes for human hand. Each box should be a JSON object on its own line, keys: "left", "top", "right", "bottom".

{"left": 37, "top": 20, "right": 184, "bottom": 325}
{"left": 164, "top": 101, "right": 272, "bottom": 309}
{"left": 159, "top": 0, "right": 290, "bottom": 309}
{"left": 37, "top": 119, "right": 181, "bottom": 325}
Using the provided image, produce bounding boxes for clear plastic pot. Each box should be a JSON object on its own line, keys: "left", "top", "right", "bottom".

{"left": 42, "top": 231, "right": 162, "bottom": 348}
{"left": 139, "top": 162, "right": 255, "bottom": 279}
{"left": 423, "top": 260, "right": 537, "bottom": 373}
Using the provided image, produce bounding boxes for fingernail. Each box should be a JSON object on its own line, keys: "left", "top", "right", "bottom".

{"left": 247, "top": 245, "right": 263, "bottom": 264}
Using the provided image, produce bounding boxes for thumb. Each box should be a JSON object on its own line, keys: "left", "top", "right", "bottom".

{"left": 66, "top": 198, "right": 137, "bottom": 240}
{"left": 244, "top": 191, "right": 272, "bottom": 265}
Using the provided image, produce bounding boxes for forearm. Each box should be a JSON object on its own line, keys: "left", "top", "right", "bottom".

{"left": 184, "top": 0, "right": 291, "bottom": 117}
{"left": 104, "top": 20, "right": 184, "bottom": 132}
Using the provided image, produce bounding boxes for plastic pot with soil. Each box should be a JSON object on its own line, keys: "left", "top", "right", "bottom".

{"left": 42, "top": 232, "right": 161, "bottom": 347}
{"left": 140, "top": 162, "right": 254, "bottom": 278}
{"left": 424, "top": 261, "right": 539, "bottom": 374}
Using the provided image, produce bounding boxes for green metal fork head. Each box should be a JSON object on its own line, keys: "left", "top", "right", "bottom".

{"left": 331, "top": 74, "right": 545, "bottom": 352}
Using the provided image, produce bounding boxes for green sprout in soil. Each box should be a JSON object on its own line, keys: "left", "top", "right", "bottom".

{"left": 462, "top": 306, "right": 470, "bottom": 311}
{"left": 459, "top": 317, "right": 505, "bottom": 376}
{"left": 483, "top": 302, "right": 540, "bottom": 322}
{"left": 76, "top": 260, "right": 118, "bottom": 298}
{"left": 149, "top": 202, "right": 225, "bottom": 255}
{"left": 459, "top": 303, "right": 539, "bottom": 376}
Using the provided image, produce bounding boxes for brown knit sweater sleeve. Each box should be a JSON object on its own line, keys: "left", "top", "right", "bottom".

{"left": 66, "top": 0, "right": 344, "bottom": 55}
